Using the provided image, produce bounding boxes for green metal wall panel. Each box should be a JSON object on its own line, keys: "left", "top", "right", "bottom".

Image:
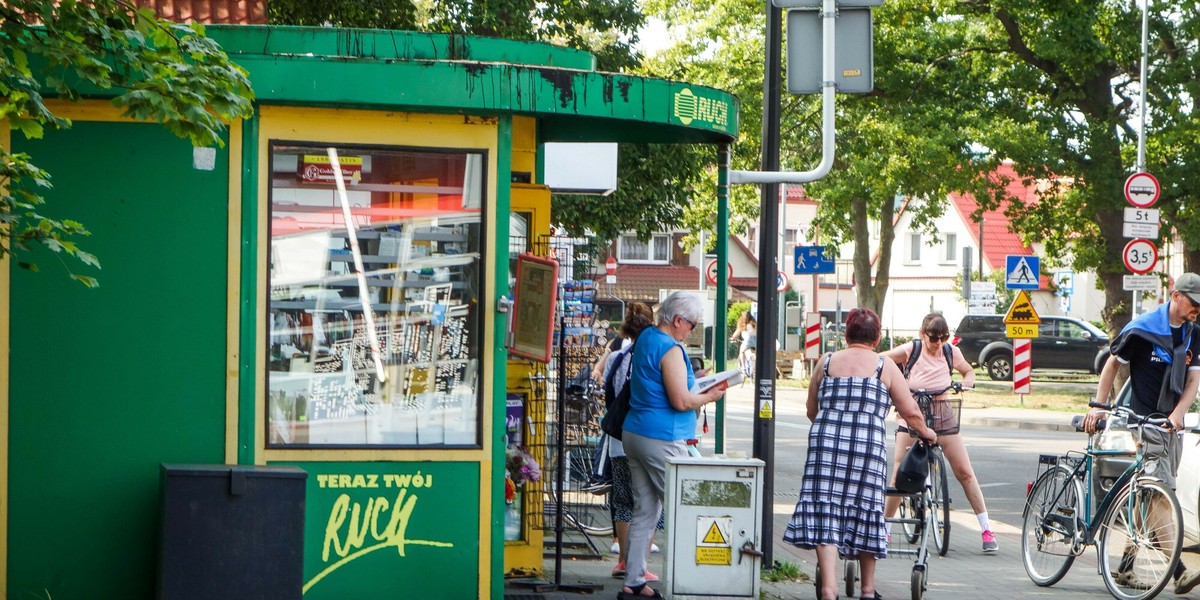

{"left": 8, "top": 122, "right": 229, "bottom": 599}
{"left": 213, "top": 25, "right": 596, "bottom": 71}
{"left": 289, "top": 462, "right": 480, "bottom": 599}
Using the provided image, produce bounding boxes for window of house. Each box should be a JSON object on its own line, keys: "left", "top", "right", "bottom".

{"left": 266, "top": 142, "right": 486, "bottom": 448}
{"left": 942, "top": 233, "right": 957, "bottom": 264}
{"left": 618, "top": 233, "right": 670, "bottom": 263}
{"left": 907, "top": 233, "right": 922, "bottom": 263}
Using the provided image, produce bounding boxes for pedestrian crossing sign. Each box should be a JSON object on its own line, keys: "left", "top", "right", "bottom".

{"left": 1005, "top": 255, "right": 1040, "bottom": 290}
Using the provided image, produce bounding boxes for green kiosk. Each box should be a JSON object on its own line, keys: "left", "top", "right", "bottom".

{"left": 1, "top": 25, "right": 738, "bottom": 599}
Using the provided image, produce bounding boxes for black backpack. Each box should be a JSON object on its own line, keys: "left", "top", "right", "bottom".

{"left": 600, "top": 342, "right": 636, "bottom": 440}
{"left": 902, "top": 339, "right": 954, "bottom": 379}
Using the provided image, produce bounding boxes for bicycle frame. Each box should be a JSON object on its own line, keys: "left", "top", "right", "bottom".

{"left": 1036, "top": 445, "right": 1140, "bottom": 549}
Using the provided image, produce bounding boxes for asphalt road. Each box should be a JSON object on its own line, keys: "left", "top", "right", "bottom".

{"left": 716, "top": 383, "right": 1200, "bottom": 600}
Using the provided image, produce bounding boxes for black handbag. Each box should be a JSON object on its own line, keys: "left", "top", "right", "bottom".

{"left": 894, "top": 440, "right": 930, "bottom": 494}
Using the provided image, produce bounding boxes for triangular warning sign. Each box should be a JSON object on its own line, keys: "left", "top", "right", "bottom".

{"left": 1004, "top": 290, "right": 1041, "bottom": 324}
{"left": 702, "top": 521, "right": 727, "bottom": 545}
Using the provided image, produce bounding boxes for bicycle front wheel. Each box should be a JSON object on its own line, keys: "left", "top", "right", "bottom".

{"left": 931, "top": 452, "right": 951, "bottom": 556}
{"left": 899, "top": 495, "right": 922, "bottom": 543}
{"left": 1022, "top": 465, "right": 1082, "bottom": 586}
{"left": 1098, "top": 478, "right": 1182, "bottom": 600}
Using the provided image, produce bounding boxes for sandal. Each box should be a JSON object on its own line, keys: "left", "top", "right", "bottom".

{"left": 617, "top": 583, "right": 664, "bottom": 599}
{"left": 860, "top": 593, "right": 882, "bottom": 600}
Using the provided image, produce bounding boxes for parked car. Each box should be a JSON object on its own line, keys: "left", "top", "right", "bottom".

{"left": 953, "top": 314, "right": 1111, "bottom": 381}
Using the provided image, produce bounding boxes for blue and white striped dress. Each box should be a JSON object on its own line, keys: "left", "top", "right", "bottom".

{"left": 783, "top": 354, "right": 890, "bottom": 558}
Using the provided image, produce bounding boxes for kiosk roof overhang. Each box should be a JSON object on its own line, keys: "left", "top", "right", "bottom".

{"left": 209, "top": 26, "right": 739, "bottom": 145}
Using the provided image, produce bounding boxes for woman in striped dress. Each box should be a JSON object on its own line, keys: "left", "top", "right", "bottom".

{"left": 784, "top": 308, "right": 936, "bottom": 600}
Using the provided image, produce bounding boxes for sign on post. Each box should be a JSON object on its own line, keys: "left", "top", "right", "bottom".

{"left": 1004, "top": 290, "right": 1041, "bottom": 338}
{"left": 967, "top": 281, "right": 997, "bottom": 315}
{"left": 1122, "top": 238, "right": 1158, "bottom": 275}
{"left": 775, "top": 272, "right": 789, "bottom": 292}
{"left": 706, "top": 259, "right": 733, "bottom": 286}
{"left": 1005, "top": 255, "right": 1040, "bottom": 290}
{"left": 794, "top": 246, "right": 836, "bottom": 274}
{"left": 605, "top": 256, "right": 617, "bottom": 284}
{"left": 1123, "top": 207, "right": 1160, "bottom": 239}
{"left": 785, "top": 8, "right": 875, "bottom": 94}
{"left": 1124, "top": 172, "right": 1160, "bottom": 208}
{"left": 1013, "top": 338, "right": 1032, "bottom": 394}
{"left": 804, "top": 313, "right": 821, "bottom": 359}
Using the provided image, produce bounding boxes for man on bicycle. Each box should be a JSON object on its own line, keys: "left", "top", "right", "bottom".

{"left": 1082, "top": 272, "right": 1200, "bottom": 593}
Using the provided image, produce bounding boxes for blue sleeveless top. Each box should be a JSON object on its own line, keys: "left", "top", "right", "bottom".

{"left": 623, "top": 327, "right": 697, "bottom": 441}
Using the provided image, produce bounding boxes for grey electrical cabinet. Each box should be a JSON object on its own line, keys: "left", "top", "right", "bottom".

{"left": 663, "top": 456, "right": 765, "bottom": 600}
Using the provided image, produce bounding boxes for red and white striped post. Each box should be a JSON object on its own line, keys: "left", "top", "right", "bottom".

{"left": 1013, "top": 338, "right": 1032, "bottom": 395}
{"left": 804, "top": 313, "right": 821, "bottom": 359}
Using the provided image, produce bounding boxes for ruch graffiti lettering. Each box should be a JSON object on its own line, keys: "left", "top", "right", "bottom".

{"left": 304, "top": 489, "right": 453, "bottom": 593}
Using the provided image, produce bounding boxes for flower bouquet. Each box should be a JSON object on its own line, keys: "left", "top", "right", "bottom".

{"left": 506, "top": 446, "right": 542, "bottom": 485}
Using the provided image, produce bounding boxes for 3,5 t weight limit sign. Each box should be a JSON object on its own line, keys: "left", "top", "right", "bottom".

{"left": 1123, "top": 238, "right": 1158, "bottom": 275}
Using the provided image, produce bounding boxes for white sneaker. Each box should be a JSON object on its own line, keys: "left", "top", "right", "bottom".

{"left": 611, "top": 541, "right": 620, "bottom": 554}
{"left": 650, "top": 543, "right": 660, "bottom": 553}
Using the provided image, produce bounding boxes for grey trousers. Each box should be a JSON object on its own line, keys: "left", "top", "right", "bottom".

{"left": 622, "top": 430, "right": 688, "bottom": 589}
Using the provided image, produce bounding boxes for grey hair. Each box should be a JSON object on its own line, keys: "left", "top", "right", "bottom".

{"left": 657, "top": 291, "right": 704, "bottom": 326}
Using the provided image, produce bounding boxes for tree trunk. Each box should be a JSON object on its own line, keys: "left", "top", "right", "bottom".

{"left": 854, "top": 195, "right": 895, "bottom": 315}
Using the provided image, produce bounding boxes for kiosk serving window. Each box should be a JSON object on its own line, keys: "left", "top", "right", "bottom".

{"left": 266, "top": 143, "right": 485, "bottom": 448}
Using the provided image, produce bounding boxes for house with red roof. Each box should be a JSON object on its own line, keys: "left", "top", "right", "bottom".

{"left": 882, "top": 161, "right": 1105, "bottom": 336}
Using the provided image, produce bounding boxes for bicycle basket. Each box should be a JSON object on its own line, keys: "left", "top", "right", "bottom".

{"left": 923, "top": 397, "right": 962, "bottom": 435}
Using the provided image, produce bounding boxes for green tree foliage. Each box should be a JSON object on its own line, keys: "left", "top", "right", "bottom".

{"left": 801, "top": 0, "right": 996, "bottom": 313}
{"left": 267, "top": 0, "right": 417, "bottom": 30}
{"left": 1, "top": 0, "right": 254, "bottom": 286}
{"left": 641, "top": 0, "right": 995, "bottom": 312}
{"left": 947, "top": 1, "right": 1200, "bottom": 332}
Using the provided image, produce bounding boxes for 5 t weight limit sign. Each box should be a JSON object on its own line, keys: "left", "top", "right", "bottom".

{"left": 1123, "top": 238, "right": 1158, "bottom": 275}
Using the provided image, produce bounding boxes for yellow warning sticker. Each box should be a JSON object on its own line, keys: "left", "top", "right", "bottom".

{"left": 758, "top": 400, "right": 773, "bottom": 419}
{"left": 702, "top": 521, "right": 728, "bottom": 545}
{"left": 696, "top": 546, "right": 732, "bottom": 565}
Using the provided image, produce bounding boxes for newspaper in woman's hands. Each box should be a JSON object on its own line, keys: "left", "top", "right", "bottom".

{"left": 690, "top": 368, "right": 743, "bottom": 393}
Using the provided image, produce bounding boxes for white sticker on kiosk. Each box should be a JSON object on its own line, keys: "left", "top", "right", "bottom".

{"left": 695, "top": 516, "right": 733, "bottom": 565}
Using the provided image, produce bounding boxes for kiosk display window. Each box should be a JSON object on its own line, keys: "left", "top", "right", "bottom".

{"left": 266, "top": 142, "right": 486, "bottom": 447}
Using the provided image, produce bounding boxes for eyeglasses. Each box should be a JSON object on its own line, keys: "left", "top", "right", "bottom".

{"left": 680, "top": 317, "right": 699, "bottom": 331}
{"left": 1180, "top": 291, "right": 1200, "bottom": 310}
{"left": 925, "top": 333, "right": 950, "bottom": 342}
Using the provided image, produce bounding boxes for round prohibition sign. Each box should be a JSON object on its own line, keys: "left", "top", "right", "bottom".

{"left": 1123, "top": 238, "right": 1158, "bottom": 275}
{"left": 1124, "top": 172, "right": 1160, "bottom": 208}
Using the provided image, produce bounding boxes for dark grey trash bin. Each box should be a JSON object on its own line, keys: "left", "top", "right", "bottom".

{"left": 157, "top": 464, "right": 307, "bottom": 600}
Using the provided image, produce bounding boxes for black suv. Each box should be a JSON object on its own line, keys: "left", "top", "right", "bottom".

{"left": 953, "top": 314, "right": 1111, "bottom": 380}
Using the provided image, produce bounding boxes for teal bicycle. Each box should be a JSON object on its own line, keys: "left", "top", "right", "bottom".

{"left": 1022, "top": 402, "right": 1182, "bottom": 600}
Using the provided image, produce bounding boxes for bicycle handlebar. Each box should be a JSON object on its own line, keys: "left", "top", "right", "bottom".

{"left": 912, "top": 383, "right": 964, "bottom": 398}
{"left": 1071, "top": 404, "right": 1173, "bottom": 433}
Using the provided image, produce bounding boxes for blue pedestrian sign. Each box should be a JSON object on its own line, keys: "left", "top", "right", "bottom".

{"left": 795, "top": 245, "right": 836, "bottom": 274}
{"left": 1005, "top": 255, "right": 1040, "bottom": 290}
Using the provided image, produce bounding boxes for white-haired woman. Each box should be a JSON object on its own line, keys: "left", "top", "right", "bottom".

{"left": 618, "top": 292, "right": 728, "bottom": 600}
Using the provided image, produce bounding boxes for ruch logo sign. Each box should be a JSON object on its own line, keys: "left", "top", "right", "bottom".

{"left": 304, "top": 471, "right": 453, "bottom": 593}
{"left": 673, "top": 88, "right": 730, "bottom": 130}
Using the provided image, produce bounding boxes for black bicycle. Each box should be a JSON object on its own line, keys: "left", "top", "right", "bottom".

{"left": 898, "top": 384, "right": 962, "bottom": 557}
